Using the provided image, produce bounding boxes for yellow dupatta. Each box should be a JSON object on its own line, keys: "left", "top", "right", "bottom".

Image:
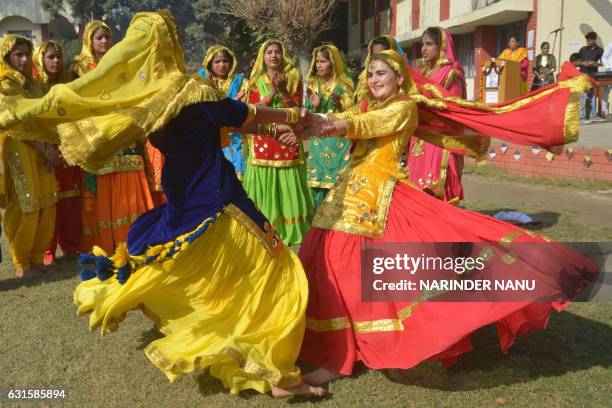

{"left": 0, "top": 34, "right": 45, "bottom": 208}
{"left": 306, "top": 44, "right": 354, "bottom": 109}
{"left": 32, "top": 40, "right": 65, "bottom": 92}
{"left": 0, "top": 11, "right": 224, "bottom": 172}
{"left": 71, "top": 20, "right": 111, "bottom": 77}
{"left": 355, "top": 35, "right": 402, "bottom": 101}
{"left": 201, "top": 45, "right": 239, "bottom": 95}
{"left": 247, "top": 39, "right": 301, "bottom": 102}
{"left": 498, "top": 47, "right": 528, "bottom": 62}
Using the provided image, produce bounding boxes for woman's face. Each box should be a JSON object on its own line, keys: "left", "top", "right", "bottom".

{"left": 541, "top": 44, "right": 550, "bottom": 55}
{"left": 264, "top": 43, "right": 283, "bottom": 70}
{"left": 211, "top": 52, "right": 231, "bottom": 78}
{"left": 92, "top": 27, "right": 111, "bottom": 56}
{"left": 315, "top": 52, "right": 332, "bottom": 77}
{"left": 8, "top": 44, "right": 31, "bottom": 75}
{"left": 43, "top": 45, "right": 63, "bottom": 76}
{"left": 509, "top": 37, "right": 518, "bottom": 50}
{"left": 421, "top": 34, "right": 440, "bottom": 63}
{"left": 367, "top": 59, "right": 402, "bottom": 101}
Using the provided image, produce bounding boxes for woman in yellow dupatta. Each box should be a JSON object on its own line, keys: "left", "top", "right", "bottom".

{"left": 305, "top": 44, "right": 354, "bottom": 207}
{"left": 498, "top": 35, "right": 529, "bottom": 95}
{"left": 0, "top": 11, "right": 324, "bottom": 398}
{"left": 70, "top": 20, "right": 155, "bottom": 255}
{"left": 243, "top": 40, "right": 314, "bottom": 245}
{"left": 0, "top": 35, "right": 58, "bottom": 278}
{"left": 198, "top": 45, "right": 247, "bottom": 180}
{"left": 32, "top": 40, "right": 82, "bottom": 263}
{"left": 69, "top": 20, "right": 112, "bottom": 79}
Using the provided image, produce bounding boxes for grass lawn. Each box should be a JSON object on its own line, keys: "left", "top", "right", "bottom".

{"left": 1, "top": 193, "right": 611, "bottom": 407}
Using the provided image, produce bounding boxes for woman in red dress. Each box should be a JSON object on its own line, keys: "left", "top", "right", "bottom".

{"left": 408, "top": 27, "right": 466, "bottom": 203}
{"left": 287, "top": 50, "right": 598, "bottom": 385}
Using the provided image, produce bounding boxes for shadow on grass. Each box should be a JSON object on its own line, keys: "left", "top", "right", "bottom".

{"left": 383, "top": 311, "right": 612, "bottom": 391}
{"left": 192, "top": 358, "right": 335, "bottom": 401}
{"left": 0, "top": 267, "right": 79, "bottom": 292}
{"left": 136, "top": 327, "right": 164, "bottom": 350}
{"left": 475, "top": 209, "right": 561, "bottom": 231}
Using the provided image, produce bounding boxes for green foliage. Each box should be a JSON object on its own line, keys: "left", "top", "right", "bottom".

{"left": 41, "top": 0, "right": 258, "bottom": 74}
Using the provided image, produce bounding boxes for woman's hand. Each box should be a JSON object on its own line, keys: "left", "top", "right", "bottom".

{"left": 274, "top": 73, "right": 289, "bottom": 95}
{"left": 277, "top": 124, "right": 300, "bottom": 148}
{"left": 331, "top": 92, "right": 342, "bottom": 110}
{"left": 307, "top": 88, "right": 321, "bottom": 110}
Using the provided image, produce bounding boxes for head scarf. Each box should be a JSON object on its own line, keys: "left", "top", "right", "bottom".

{"left": 355, "top": 35, "right": 404, "bottom": 101}
{"left": 72, "top": 20, "right": 112, "bottom": 77}
{"left": 32, "top": 40, "right": 64, "bottom": 90}
{"left": 369, "top": 50, "right": 418, "bottom": 97}
{"left": 0, "top": 11, "right": 222, "bottom": 171}
{"left": 307, "top": 44, "right": 354, "bottom": 97}
{"left": 0, "top": 34, "right": 37, "bottom": 96}
{"left": 200, "top": 45, "right": 238, "bottom": 94}
{"left": 248, "top": 39, "right": 300, "bottom": 98}
{"left": 419, "top": 27, "right": 466, "bottom": 96}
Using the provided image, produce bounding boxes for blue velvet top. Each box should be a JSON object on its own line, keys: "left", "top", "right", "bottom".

{"left": 127, "top": 98, "right": 266, "bottom": 255}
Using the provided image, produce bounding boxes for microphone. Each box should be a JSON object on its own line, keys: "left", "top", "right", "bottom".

{"left": 549, "top": 27, "right": 564, "bottom": 34}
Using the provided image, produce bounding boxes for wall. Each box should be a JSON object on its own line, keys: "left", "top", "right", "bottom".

{"left": 470, "top": 142, "right": 612, "bottom": 181}
{"left": 0, "top": 16, "right": 42, "bottom": 42}
{"left": 537, "top": 0, "right": 612, "bottom": 65}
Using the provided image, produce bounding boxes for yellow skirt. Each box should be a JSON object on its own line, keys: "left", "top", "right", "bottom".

{"left": 74, "top": 208, "right": 308, "bottom": 394}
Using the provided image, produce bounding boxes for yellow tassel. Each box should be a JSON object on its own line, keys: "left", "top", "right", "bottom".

{"left": 181, "top": 242, "right": 189, "bottom": 251}
{"left": 92, "top": 246, "right": 108, "bottom": 257}
{"left": 162, "top": 259, "right": 175, "bottom": 272}
{"left": 146, "top": 245, "right": 163, "bottom": 257}
{"left": 111, "top": 243, "right": 129, "bottom": 267}
{"left": 163, "top": 242, "right": 175, "bottom": 249}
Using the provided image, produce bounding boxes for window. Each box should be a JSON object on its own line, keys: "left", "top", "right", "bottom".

{"left": 350, "top": 0, "right": 358, "bottom": 25}
{"left": 455, "top": 32, "right": 475, "bottom": 78}
{"left": 8, "top": 30, "right": 32, "bottom": 38}
{"left": 497, "top": 20, "right": 527, "bottom": 55}
{"left": 365, "top": 0, "right": 376, "bottom": 19}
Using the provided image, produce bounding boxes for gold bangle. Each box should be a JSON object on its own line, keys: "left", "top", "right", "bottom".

{"left": 245, "top": 104, "right": 257, "bottom": 125}
{"left": 283, "top": 108, "right": 299, "bottom": 126}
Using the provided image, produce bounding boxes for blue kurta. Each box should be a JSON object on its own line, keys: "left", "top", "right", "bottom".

{"left": 127, "top": 98, "right": 266, "bottom": 255}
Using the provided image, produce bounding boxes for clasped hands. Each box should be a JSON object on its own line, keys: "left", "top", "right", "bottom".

{"left": 277, "top": 108, "right": 325, "bottom": 148}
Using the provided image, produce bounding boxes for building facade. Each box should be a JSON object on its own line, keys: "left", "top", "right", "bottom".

{"left": 0, "top": 0, "right": 79, "bottom": 45}
{"left": 347, "top": 0, "right": 612, "bottom": 100}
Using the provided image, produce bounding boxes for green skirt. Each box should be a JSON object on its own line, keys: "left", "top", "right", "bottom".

{"left": 243, "top": 163, "right": 315, "bottom": 245}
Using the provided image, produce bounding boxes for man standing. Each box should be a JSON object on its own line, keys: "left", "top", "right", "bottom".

{"left": 577, "top": 31, "right": 604, "bottom": 123}
{"left": 601, "top": 42, "right": 612, "bottom": 118}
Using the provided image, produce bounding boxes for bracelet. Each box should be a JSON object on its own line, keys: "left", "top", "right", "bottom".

{"left": 257, "top": 123, "right": 278, "bottom": 139}
{"left": 321, "top": 122, "right": 335, "bottom": 138}
{"left": 283, "top": 108, "right": 299, "bottom": 126}
{"left": 245, "top": 104, "right": 257, "bottom": 125}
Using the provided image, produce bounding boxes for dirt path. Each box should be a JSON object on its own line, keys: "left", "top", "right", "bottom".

{"left": 462, "top": 174, "right": 612, "bottom": 228}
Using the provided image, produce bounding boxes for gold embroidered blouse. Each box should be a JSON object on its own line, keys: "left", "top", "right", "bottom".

{"left": 312, "top": 96, "right": 418, "bottom": 238}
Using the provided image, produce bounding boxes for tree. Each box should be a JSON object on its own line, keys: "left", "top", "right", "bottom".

{"left": 213, "top": 0, "right": 337, "bottom": 76}
{"left": 184, "top": 0, "right": 257, "bottom": 73}
{"left": 42, "top": 0, "right": 257, "bottom": 73}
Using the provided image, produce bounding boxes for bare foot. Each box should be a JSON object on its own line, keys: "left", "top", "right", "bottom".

{"left": 15, "top": 267, "right": 43, "bottom": 279}
{"left": 271, "top": 383, "right": 326, "bottom": 398}
{"left": 302, "top": 367, "right": 345, "bottom": 385}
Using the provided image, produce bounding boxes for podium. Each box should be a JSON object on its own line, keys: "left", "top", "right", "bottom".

{"left": 479, "top": 59, "right": 521, "bottom": 104}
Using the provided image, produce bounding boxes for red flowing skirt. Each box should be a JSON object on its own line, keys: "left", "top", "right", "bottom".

{"left": 298, "top": 181, "right": 597, "bottom": 375}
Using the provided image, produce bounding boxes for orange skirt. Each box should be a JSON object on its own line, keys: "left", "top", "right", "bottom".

{"left": 93, "top": 170, "right": 154, "bottom": 254}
